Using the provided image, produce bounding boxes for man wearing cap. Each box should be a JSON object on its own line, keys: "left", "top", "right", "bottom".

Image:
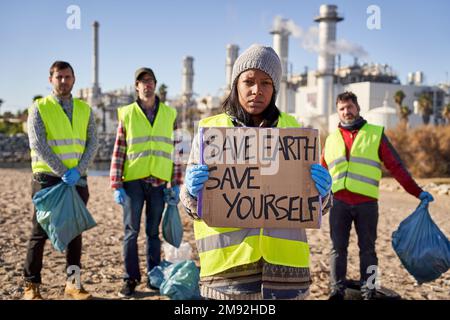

{"left": 110, "top": 67, "right": 182, "bottom": 297}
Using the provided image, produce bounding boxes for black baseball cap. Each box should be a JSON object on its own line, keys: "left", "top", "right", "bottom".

{"left": 135, "top": 67, "right": 157, "bottom": 82}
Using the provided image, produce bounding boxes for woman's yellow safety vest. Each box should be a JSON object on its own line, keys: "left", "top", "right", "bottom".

{"left": 118, "top": 101, "right": 177, "bottom": 182}
{"left": 30, "top": 95, "right": 91, "bottom": 174}
{"left": 324, "top": 123, "right": 383, "bottom": 199}
{"left": 195, "top": 112, "right": 311, "bottom": 277}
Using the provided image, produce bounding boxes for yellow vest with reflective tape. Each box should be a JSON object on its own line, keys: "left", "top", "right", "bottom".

{"left": 195, "top": 112, "right": 310, "bottom": 277}
{"left": 324, "top": 123, "right": 383, "bottom": 199}
{"left": 30, "top": 95, "right": 90, "bottom": 174}
{"left": 118, "top": 101, "right": 176, "bottom": 182}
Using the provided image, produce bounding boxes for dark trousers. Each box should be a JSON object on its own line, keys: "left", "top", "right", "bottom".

{"left": 23, "top": 174, "right": 89, "bottom": 284}
{"left": 329, "top": 199, "right": 378, "bottom": 293}
{"left": 122, "top": 180, "right": 165, "bottom": 282}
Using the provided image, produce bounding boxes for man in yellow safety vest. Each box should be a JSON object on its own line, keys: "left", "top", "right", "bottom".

{"left": 23, "top": 61, "right": 98, "bottom": 300}
{"left": 110, "top": 67, "right": 182, "bottom": 298}
{"left": 322, "top": 91, "right": 434, "bottom": 300}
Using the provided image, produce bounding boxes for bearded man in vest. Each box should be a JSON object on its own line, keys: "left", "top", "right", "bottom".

{"left": 322, "top": 91, "right": 434, "bottom": 300}
{"left": 110, "top": 67, "right": 182, "bottom": 298}
{"left": 23, "top": 61, "right": 98, "bottom": 300}
{"left": 179, "top": 44, "right": 334, "bottom": 300}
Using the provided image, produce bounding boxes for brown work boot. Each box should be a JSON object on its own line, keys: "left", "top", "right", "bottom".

{"left": 64, "top": 281, "right": 92, "bottom": 300}
{"left": 23, "top": 282, "right": 43, "bottom": 300}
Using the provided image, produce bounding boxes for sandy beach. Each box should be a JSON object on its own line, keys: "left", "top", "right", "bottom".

{"left": 0, "top": 168, "right": 449, "bottom": 300}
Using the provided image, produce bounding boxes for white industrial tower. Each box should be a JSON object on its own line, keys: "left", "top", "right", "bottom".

{"left": 270, "top": 20, "right": 290, "bottom": 113}
{"left": 225, "top": 44, "right": 239, "bottom": 92}
{"left": 314, "top": 5, "right": 343, "bottom": 128}
{"left": 92, "top": 21, "right": 101, "bottom": 102}
{"left": 182, "top": 56, "right": 194, "bottom": 103}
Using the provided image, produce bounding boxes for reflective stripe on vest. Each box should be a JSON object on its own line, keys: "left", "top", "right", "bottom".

{"left": 195, "top": 112, "right": 310, "bottom": 277}
{"left": 324, "top": 123, "right": 383, "bottom": 198}
{"left": 30, "top": 95, "right": 90, "bottom": 173}
{"left": 118, "top": 102, "right": 177, "bottom": 182}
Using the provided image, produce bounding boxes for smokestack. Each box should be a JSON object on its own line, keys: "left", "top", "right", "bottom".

{"left": 271, "top": 20, "right": 291, "bottom": 113}
{"left": 92, "top": 21, "right": 100, "bottom": 96}
{"left": 182, "top": 56, "right": 194, "bottom": 102}
{"left": 225, "top": 44, "right": 239, "bottom": 91}
{"left": 314, "top": 5, "right": 343, "bottom": 122}
{"left": 270, "top": 21, "right": 290, "bottom": 81}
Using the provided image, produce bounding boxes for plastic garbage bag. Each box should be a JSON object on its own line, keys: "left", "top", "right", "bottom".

{"left": 33, "top": 182, "right": 97, "bottom": 252}
{"left": 148, "top": 259, "right": 201, "bottom": 300}
{"left": 163, "top": 241, "right": 192, "bottom": 263}
{"left": 392, "top": 200, "right": 450, "bottom": 284}
{"left": 162, "top": 188, "right": 183, "bottom": 248}
{"left": 148, "top": 260, "right": 173, "bottom": 289}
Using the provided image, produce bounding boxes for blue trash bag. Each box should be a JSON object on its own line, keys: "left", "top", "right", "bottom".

{"left": 33, "top": 182, "right": 97, "bottom": 252}
{"left": 148, "top": 260, "right": 173, "bottom": 289}
{"left": 392, "top": 200, "right": 450, "bottom": 284}
{"left": 148, "top": 260, "right": 201, "bottom": 300}
{"left": 162, "top": 188, "right": 183, "bottom": 248}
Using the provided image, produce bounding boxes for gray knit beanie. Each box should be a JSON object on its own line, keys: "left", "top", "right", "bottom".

{"left": 231, "top": 44, "right": 282, "bottom": 97}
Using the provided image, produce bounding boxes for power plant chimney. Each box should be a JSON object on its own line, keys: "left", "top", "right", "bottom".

{"left": 225, "top": 44, "right": 239, "bottom": 91}
{"left": 92, "top": 21, "right": 100, "bottom": 100}
{"left": 270, "top": 20, "right": 291, "bottom": 113}
{"left": 182, "top": 56, "right": 194, "bottom": 102}
{"left": 314, "top": 5, "right": 343, "bottom": 126}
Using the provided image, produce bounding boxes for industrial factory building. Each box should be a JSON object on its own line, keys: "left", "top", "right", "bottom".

{"left": 78, "top": 4, "right": 450, "bottom": 135}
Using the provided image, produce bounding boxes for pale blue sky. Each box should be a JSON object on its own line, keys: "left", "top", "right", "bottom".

{"left": 1, "top": 0, "right": 449, "bottom": 112}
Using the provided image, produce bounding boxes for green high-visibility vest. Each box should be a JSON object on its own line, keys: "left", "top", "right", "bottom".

{"left": 30, "top": 95, "right": 91, "bottom": 174}
{"left": 194, "top": 112, "right": 311, "bottom": 277}
{"left": 118, "top": 101, "right": 177, "bottom": 182}
{"left": 324, "top": 123, "right": 383, "bottom": 199}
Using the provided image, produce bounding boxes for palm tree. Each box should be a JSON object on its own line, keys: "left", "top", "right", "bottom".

{"left": 399, "top": 105, "right": 412, "bottom": 127}
{"left": 394, "top": 90, "right": 411, "bottom": 126}
{"left": 394, "top": 90, "right": 405, "bottom": 107}
{"left": 158, "top": 84, "right": 168, "bottom": 103}
{"left": 394, "top": 90, "right": 405, "bottom": 117}
{"left": 442, "top": 103, "right": 450, "bottom": 124}
{"left": 418, "top": 93, "right": 433, "bottom": 125}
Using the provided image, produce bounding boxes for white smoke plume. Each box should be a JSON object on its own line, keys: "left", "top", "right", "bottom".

{"left": 272, "top": 16, "right": 369, "bottom": 59}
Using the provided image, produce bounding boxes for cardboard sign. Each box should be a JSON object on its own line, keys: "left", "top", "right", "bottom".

{"left": 197, "top": 127, "right": 322, "bottom": 229}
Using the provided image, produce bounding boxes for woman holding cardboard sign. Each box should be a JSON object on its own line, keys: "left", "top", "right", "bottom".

{"left": 180, "top": 44, "right": 333, "bottom": 300}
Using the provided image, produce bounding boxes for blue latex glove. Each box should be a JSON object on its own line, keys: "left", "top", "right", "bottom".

{"left": 419, "top": 191, "right": 434, "bottom": 203}
{"left": 61, "top": 168, "right": 81, "bottom": 187}
{"left": 310, "top": 163, "right": 332, "bottom": 197}
{"left": 185, "top": 164, "right": 209, "bottom": 197}
{"left": 114, "top": 188, "right": 127, "bottom": 205}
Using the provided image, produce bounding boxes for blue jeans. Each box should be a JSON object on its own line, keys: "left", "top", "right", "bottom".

{"left": 122, "top": 180, "right": 166, "bottom": 282}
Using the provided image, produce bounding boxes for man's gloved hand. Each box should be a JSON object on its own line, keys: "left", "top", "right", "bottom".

{"left": 419, "top": 191, "right": 434, "bottom": 203}
{"left": 310, "top": 163, "right": 332, "bottom": 197}
{"left": 62, "top": 168, "right": 81, "bottom": 187}
{"left": 114, "top": 188, "right": 127, "bottom": 205}
{"left": 185, "top": 164, "right": 209, "bottom": 197}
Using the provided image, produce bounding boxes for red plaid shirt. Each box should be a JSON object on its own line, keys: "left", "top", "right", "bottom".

{"left": 110, "top": 103, "right": 183, "bottom": 189}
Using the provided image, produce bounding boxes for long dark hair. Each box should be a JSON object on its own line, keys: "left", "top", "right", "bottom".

{"left": 222, "top": 83, "right": 280, "bottom": 127}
